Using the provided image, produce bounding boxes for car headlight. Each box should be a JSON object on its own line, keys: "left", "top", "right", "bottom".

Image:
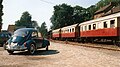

{"left": 5, "top": 42, "right": 8, "bottom": 45}
{"left": 11, "top": 43, "right": 17, "bottom": 46}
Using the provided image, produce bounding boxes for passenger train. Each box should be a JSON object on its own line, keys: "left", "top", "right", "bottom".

{"left": 51, "top": 12, "right": 120, "bottom": 46}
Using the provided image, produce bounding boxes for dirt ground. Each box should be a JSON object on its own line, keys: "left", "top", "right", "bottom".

{"left": 0, "top": 42, "right": 120, "bottom": 67}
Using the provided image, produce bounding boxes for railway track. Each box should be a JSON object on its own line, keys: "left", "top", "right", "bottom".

{"left": 51, "top": 40, "right": 120, "bottom": 51}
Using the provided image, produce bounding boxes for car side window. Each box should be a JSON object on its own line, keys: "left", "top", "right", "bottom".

{"left": 32, "top": 31, "right": 38, "bottom": 38}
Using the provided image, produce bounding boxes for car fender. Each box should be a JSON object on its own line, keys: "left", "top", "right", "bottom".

{"left": 25, "top": 39, "right": 36, "bottom": 49}
{"left": 42, "top": 39, "right": 50, "bottom": 48}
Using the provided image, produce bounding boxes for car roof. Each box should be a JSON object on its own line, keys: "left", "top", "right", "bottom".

{"left": 16, "top": 28, "right": 36, "bottom": 32}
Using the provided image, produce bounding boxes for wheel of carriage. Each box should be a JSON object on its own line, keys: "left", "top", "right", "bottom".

{"left": 28, "top": 44, "right": 36, "bottom": 55}
{"left": 115, "top": 42, "right": 120, "bottom": 47}
{"left": 113, "top": 41, "right": 120, "bottom": 47}
{"left": 7, "top": 50, "right": 14, "bottom": 54}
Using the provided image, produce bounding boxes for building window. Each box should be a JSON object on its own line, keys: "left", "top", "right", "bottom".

{"left": 110, "top": 20, "right": 115, "bottom": 28}
{"left": 104, "top": 22, "right": 107, "bottom": 28}
{"left": 89, "top": 25, "right": 91, "bottom": 30}
{"left": 93, "top": 24, "right": 96, "bottom": 29}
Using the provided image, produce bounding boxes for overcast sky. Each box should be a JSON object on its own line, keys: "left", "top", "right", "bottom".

{"left": 2, "top": 0, "right": 100, "bottom": 30}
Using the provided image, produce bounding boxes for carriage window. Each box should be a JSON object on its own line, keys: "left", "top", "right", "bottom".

{"left": 104, "top": 22, "right": 107, "bottom": 28}
{"left": 67, "top": 29, "right": 69, "bottom": 33}
{"left": 64, "top": 30, "right": 65, "bottom": 33}
{"left": 80, "top": 26, "right": 83, "bottom": 31}
{"left": 93, "top": 24, "right": 96, "bottom": 29}
{"left": 97, "top": 23, "right": 100, "bottom": 29}
{"left": 89, "top": 25, "right": 91, "bottom": 30}
{"left": 65, "top": 29, "right": 68, "bottom": 33}
{"left": 70, "top": 29, "right": 71, "bottom": 32}
{"left": 81, "top": 26, "right": 82, "bottom": 31}
{"left": 72, "top": 28, "right": 74, "bottom": 32}
{"left": 110, "top": 20, "right": 115, "bottom": 28}
{"left": 85, "top": 26, "right": 87, "bottom": 31}
{"left": 67, "top": 29, "right": 69, "bottom": 32}
{"left": 62, "top": 30, "right": 64, "bottom": 33}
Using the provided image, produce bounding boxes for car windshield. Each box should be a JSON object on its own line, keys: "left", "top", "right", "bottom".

{"left": 13, "top": 30, "right": 29, "bottom": 37}
{"left": 10, "top": 36, "right": 24, "bottom": 43}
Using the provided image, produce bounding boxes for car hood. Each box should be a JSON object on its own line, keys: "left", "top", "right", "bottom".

{"left": 8, "top": 36, "right": 26, "bottom": 45}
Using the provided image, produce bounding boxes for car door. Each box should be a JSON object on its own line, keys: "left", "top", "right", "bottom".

{"left": 31, "top": 31, "right": 43, "bottom": 48}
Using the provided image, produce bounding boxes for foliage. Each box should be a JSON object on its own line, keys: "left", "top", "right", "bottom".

{"left": 50, "top": 0, "right": 120, "bottom": 30}
{"left": 0, "top": 0, "right": 3, "bottom": 24}
{"left": 50, "top": 3, "right": 74, "bottom": 29}
{"left": 50, "top": 4, "right": 92, "bottom": 30}
{"left": 73, "top": 5, "right": 91, "bottom": 23}
{"left": 39, "top": 22, "right": 48, "bottom": 38}
{"left": 87, "top": 5, "right": 97, "bottom": 20}
{"left": 15, "top": 11, "right": 39, "bottom": 29}
{"left": 15, "top": 11, "right": 48, "bottom": 38}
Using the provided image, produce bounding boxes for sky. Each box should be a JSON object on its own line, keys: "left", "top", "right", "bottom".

{"left": 2, "top": 0, "right": 100, "bottom": 30}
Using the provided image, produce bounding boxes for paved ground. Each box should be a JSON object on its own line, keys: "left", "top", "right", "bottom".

{"left": 0, "top": 42, "right": 120, "bottom": 67}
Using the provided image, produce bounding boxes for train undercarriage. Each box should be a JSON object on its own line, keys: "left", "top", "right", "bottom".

{"left": 79, "top": 36, "right": 120, "bottom": 46}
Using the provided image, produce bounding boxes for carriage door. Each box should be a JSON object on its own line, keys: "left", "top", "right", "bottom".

{"left": 75, "top": 25, "right": 80, "bottom": 38}
{"left": 59, "top": 29, "right": 61, "bottom": 40}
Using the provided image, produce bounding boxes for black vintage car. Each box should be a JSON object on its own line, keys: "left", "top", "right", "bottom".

{"left": 4, "top": 28, "right": 50, "bottom": 54}
{"left": 0, "top": 32, "right": 11, "bottom": 46}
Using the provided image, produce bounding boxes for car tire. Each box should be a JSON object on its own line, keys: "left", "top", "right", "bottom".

{"left": 7, "top": 50, "right": 14, "bottom": 54}
{"left": 28, "top": 44, "right": 36, "bottom": 55}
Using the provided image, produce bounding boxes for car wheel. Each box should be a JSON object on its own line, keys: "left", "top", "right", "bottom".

{"left": 7, "top": 50, "right": 14, "bottom": 54}
{"left": 28, "top": 44, "right": 36, "bottom": 55}
{"left": 46, "top": 45, "right": 49, "bottom": 51}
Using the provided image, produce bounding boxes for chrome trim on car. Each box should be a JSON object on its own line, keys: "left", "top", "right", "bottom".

{"left": 5, "top": 44, "right": 27, "bottom": 51}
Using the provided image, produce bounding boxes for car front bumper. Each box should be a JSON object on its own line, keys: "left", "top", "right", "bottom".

{"left": 5, "top": 44, "right": 27, "bottom": 51}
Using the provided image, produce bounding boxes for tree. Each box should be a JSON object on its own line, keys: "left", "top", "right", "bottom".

{"left": 50, "top": 0, "right": 120, "bottom": 30}
{"left": 39, "top": 22, "right": 48, "bottom": 38}
{"left": 0, "top": 0, "right": 3, "bottom": 32}
{"left": 50, "top": 4, "right": 94, "bottom": 30}
{"left": 87, "top": 5, "right": 97, "bottom": 20}
{"left": 73, "top": 5, "right": 90, "bottom": 23}
{"left": 32, "top": 20, "right": 39, "bottom": 29}
{"left": 15, "top": 11, "right": 38, "bottom": 29}
{"left": 50, "top": 3, "right": 74, "bottom": 29}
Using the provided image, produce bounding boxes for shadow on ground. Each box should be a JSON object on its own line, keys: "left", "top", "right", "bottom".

{"left": 11, "top": 50, "right": 60, "bottom": 56}
{"left": 94, "top": 41, "right": 114, "bottom": 45}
